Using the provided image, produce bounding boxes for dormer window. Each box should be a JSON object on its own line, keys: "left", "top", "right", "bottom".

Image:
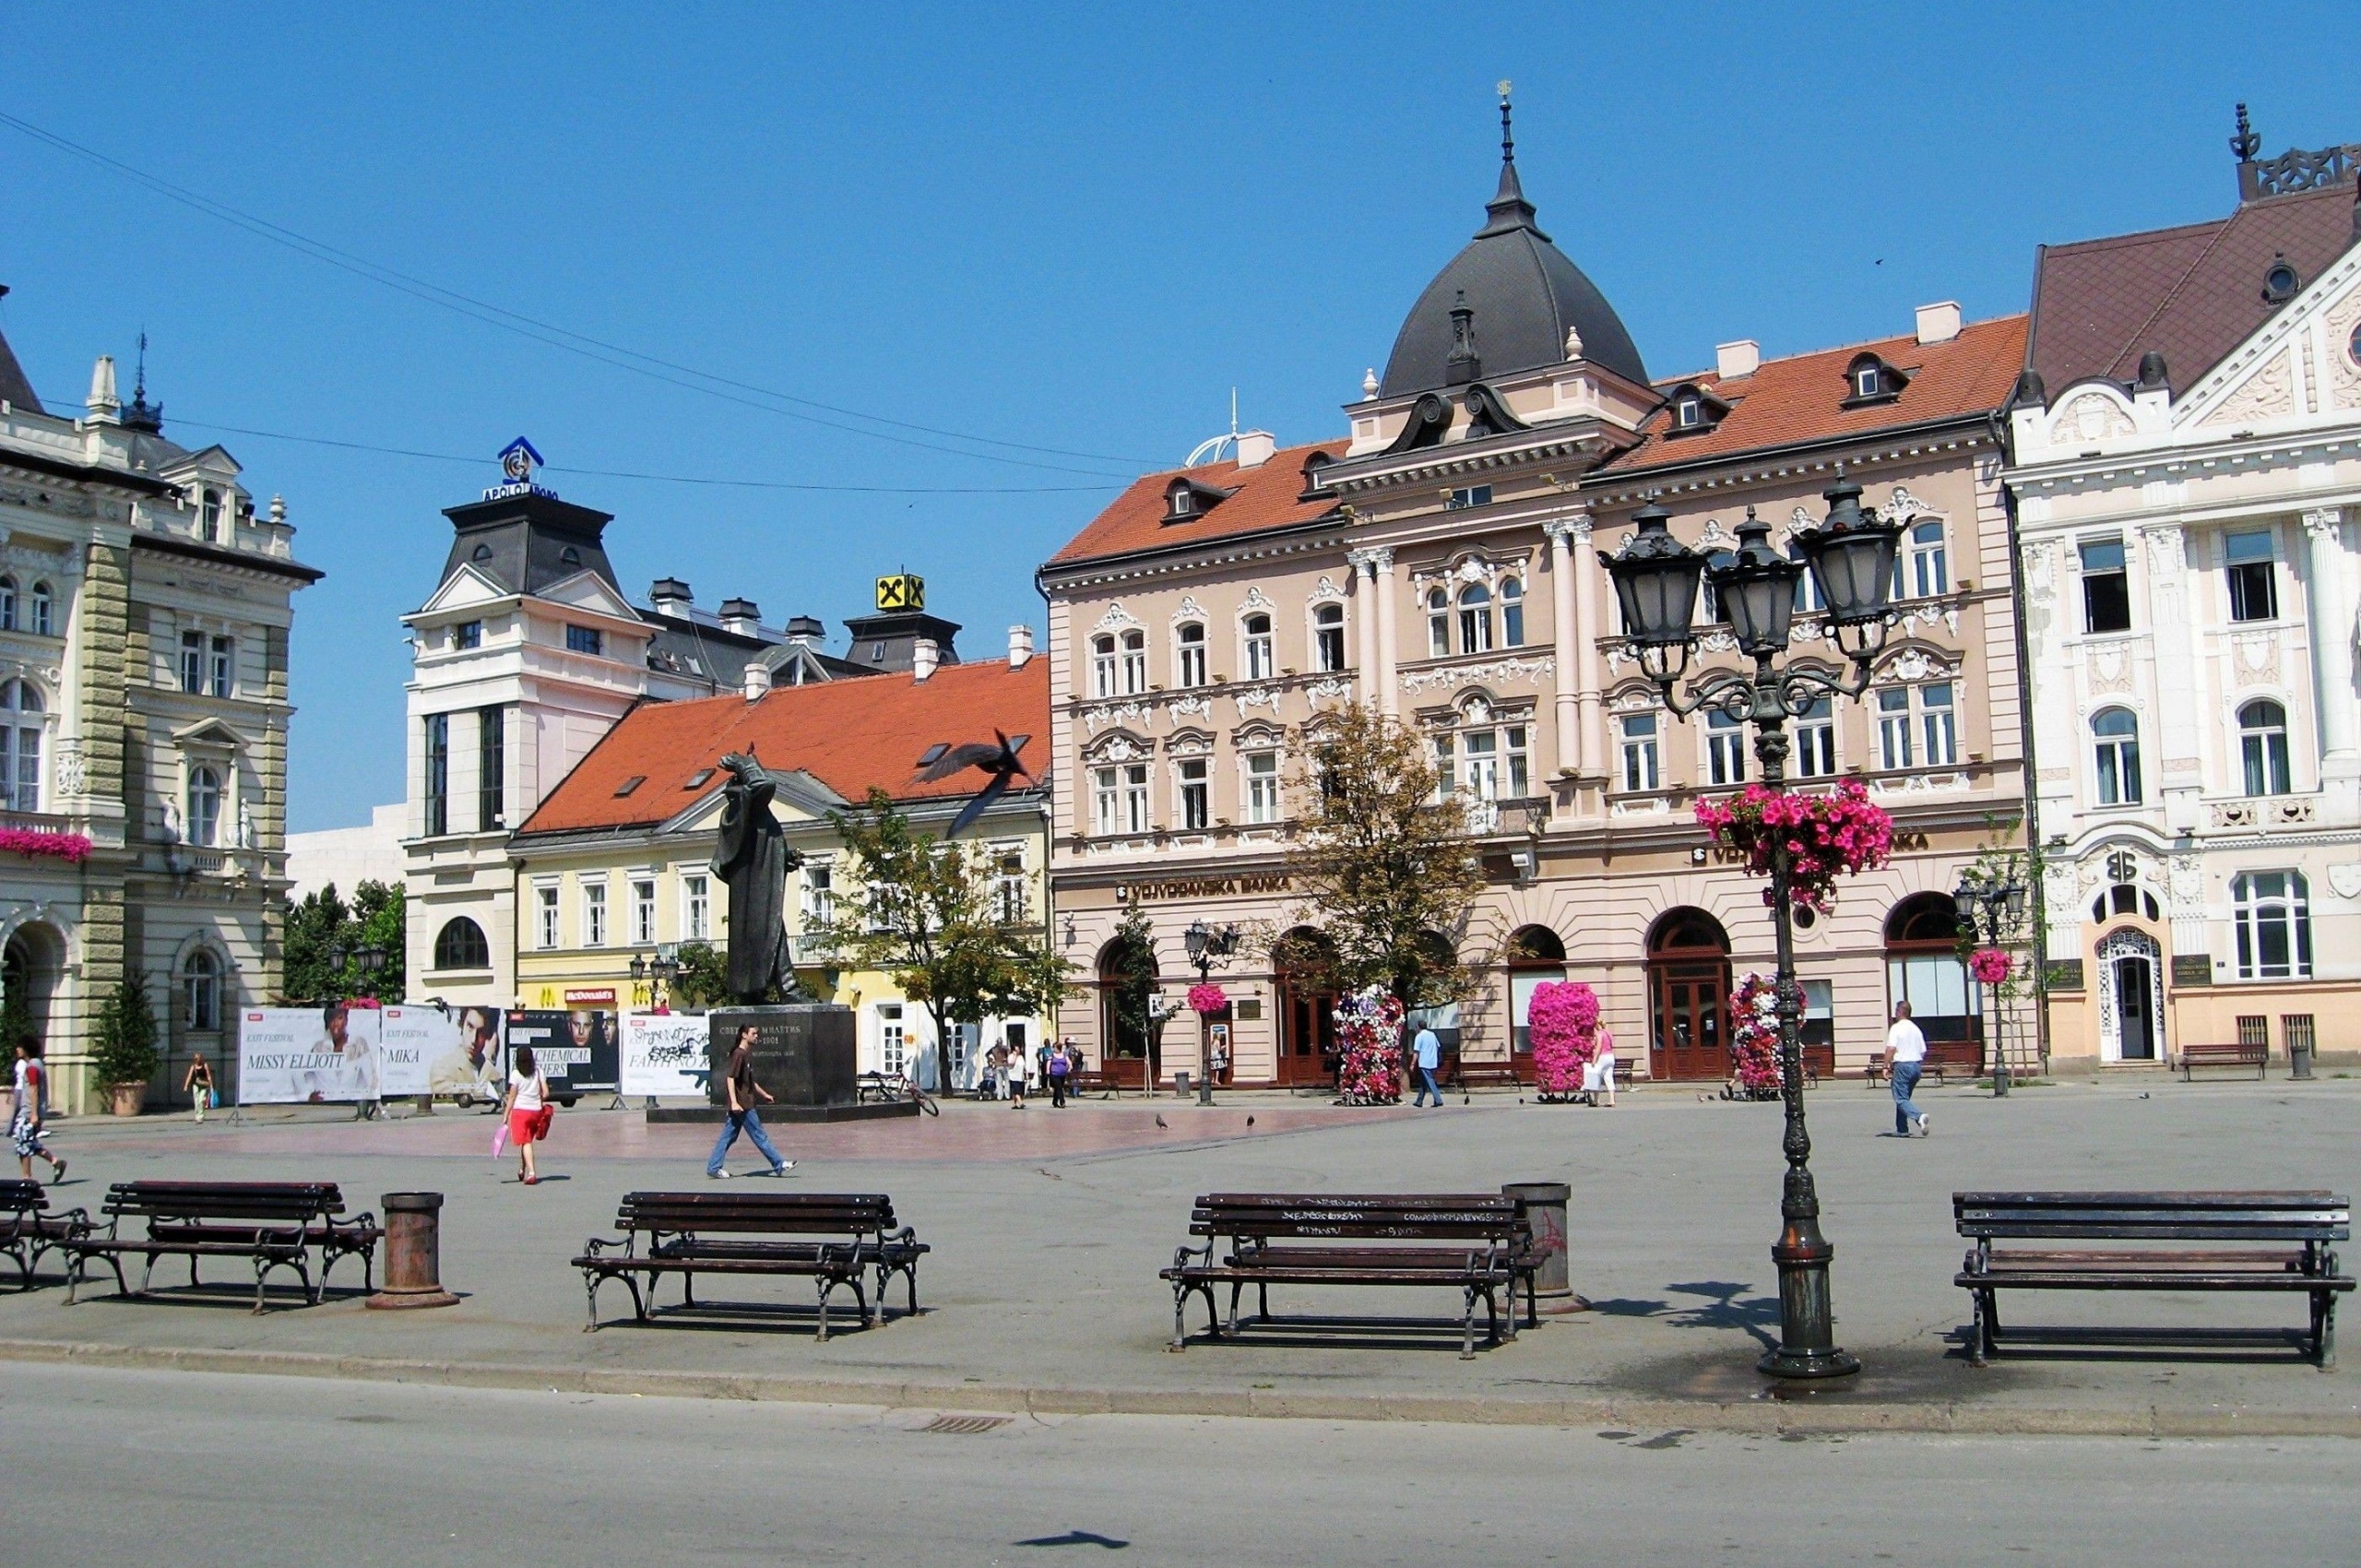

{"left": 1841, "top": 353, "right": 1908, "bottom": 408}
{"left": 1674, "top": 396, "right": 1704, "bottom": 430}
{"left": 2261, "top": 254, "right": 2299, "bottom": 305}
{"left": 1297, "top": 450, "right": 1338, "bottom": 503}
{"left": 199, "top": 489, "right": 222, "bottom": 542}
{"left": 1170, "top": 490, "right": 1193, "bottom": 517}
{"left": 1163, "top": 476, "right": 1236, "bottom": 523}
{"left": 1660, "top": 382, "right": 1729, "bottom": 436}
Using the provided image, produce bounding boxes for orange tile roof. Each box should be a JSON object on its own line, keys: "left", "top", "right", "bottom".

{"left": 516, "top": 656, "right": 1051, "bottom": 837}
{"left": 1599, "top": 315, "right": 2029, "bottom": 475}
{"left": 1045, "top": 441, "right": 1345, "bottom": 568}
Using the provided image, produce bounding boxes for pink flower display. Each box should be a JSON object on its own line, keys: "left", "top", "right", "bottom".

{"left": 1967, "top": 946, "right": 2014, "bottom": 987}
{"left": 1333, "top": 988, "right": 1406, "bottom": 1105}
{"left": 1693, "top": 780, "right": 1893, "bottom": 914}
{"left": 1727, "top": 972, "right": 1784, "bottom": 1098}
{"left": 1527, "top": 980, "right": 1601, "bottom": 1100}
{"left": 0, "top": 827, "right": 94, "bottom": 866}
{"left": 1186, "top": 982, "right": 1231, "bottom": 1017}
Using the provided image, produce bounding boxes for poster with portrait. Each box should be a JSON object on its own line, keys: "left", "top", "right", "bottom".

{"left": 504, "top": 1008, "right": 621, "bottom": 1099}
{"left": 237, "top": 1004, "right": 382, "bottom": 1105}
{"left": 621, "top": 1012, "right": 711, "bottom": 1099}
{"left": 376, "top": 1005, "right": 460, "bottom": 1099}
{"left": 422, "top": 1004, "right": 506, "bottom": 1102}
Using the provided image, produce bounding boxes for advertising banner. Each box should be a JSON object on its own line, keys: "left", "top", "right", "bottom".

{"left": 504, "top": 1008, "right": 621, "bottom": 1099}
{"left": 620, "top": 1011, "right": 711, "bottom": 1098}
{"left": 421, "top": 1004, "right": 507, "bottom": 1102}
{"left": 376, "top": 1005, "right": 464, "bottom": 1099}
{"left": 238, "top": 1004, "right": 382, "bottom": 1104}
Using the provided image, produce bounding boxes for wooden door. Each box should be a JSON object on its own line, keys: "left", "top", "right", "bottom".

{"left": 1275, "top": 980, "right": 1337, "bottom": 1087}
{"left": 1649, "top": 956, "right": 1730, "bottom": 1081}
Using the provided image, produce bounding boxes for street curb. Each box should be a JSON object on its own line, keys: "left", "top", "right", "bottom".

{"left": 2, "top": 1338, "right": 2355, "bottom": 1437}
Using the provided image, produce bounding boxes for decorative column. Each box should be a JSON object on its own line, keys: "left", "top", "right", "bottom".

{"left": 1347, "top": 548, "right": 1382, "bottom": 708}
{"left": 1566, "top": 511, "right": 1605, "bottom": 774}
{"left": 1371, "top": 548, "right": 1400, "bottom": 717}
{"left": 1542, "top": 516, "right": 1583, "bottom": 775}
{"left": 2304, "top": 508, "right": 2357, "bottom": 774}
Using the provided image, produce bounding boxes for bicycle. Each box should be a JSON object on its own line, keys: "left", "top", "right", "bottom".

{"left": 857, "top": 1070, "right": 940, "bottom": 1117}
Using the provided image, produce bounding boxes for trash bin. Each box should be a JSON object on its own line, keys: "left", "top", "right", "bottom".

{"left": 2291, "top": 1039, "right": 2314, "bottom": 1080}
{"left": 1502, "top": 1180, "right": 1586, "bottom": 1313}
{"left": 366, "top": 1191, "right": 458, "bottom": 1310}
{"left": 1174, "top": 1071, "right": 1192, "bottom": 1100}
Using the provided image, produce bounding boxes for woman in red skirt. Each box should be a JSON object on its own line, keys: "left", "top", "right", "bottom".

{"left": 499, "top": 1044, "right": 549, "bottom": 1185}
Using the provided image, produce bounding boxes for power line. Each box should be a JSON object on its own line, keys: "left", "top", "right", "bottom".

{"left": 0, "top": 110, "right": 1159, "bottom": 479}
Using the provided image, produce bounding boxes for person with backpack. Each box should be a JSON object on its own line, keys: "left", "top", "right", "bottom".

{"left": 10, "top": 1043, "right": 64, "bottom": 1184}
{"left": 1047, "top": 1040, "right": 1074, "bottom": 1109}
{"left": 498, "top": 1043, "right": 552, "bottom": 1185}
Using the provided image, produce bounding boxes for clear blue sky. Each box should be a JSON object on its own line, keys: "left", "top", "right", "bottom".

{"left": 2, "top": 5, "right": 2351, "bottom": 830}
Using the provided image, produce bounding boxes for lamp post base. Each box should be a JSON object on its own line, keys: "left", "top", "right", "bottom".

{"left": 1757, "top": 1344, "right": 1861, "bottom": 1380}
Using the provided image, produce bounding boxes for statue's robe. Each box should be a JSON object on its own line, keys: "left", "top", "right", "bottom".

{"left": 710, "top": 770, "right": 795, "bottom": 1004}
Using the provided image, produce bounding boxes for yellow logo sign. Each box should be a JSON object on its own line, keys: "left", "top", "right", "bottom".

{"left": 876, "top": 574, "right": 924, "bottom": 611}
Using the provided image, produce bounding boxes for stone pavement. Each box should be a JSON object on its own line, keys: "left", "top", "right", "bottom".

{"left": 6, "top": 1075, "right": 2356, "bottom": 1435}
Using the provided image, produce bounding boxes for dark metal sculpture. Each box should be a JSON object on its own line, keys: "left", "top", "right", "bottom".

{"left": 915, "top": 731, "right": 1032, "bottom": 840}
{"left": 710, "top": 750, "right": 804, "bottom": 1004}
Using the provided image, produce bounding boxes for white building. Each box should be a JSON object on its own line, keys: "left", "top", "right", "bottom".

{"left": 286, "top": 802, "right": 403, "bottom": 901}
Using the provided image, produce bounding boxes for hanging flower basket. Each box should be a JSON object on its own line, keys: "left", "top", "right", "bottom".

{"left": 1726, "top": 972, "right": 1784, "bottom": 1099}
{"left": 1967, "top": 946, "right": 2015, "bottom": 987}
{"left": 0, "top": 827, "right": 93, "bottom": 866}
{"left": 1694, "top": 780, "right": 1892, "bottom": 914}
{"left": 1527, "top": 980, "right": 1601, "bottom": 1101}
{"left": 1333, "top": 987, "right": 1405, "bottom": 1106}
{"left": 1186, "top": 982, "right": 1230, "bottom": 1017}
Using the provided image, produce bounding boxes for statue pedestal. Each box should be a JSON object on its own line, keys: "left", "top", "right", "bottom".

{"left": 645, "top": 1004, "right": 917, "bottom": 1123}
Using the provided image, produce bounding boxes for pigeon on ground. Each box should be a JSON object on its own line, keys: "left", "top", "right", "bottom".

{"left": 1245, "top": 1115, "right": 1256, "bottom": 1129}
{"left": 915, "top": 731, "right": 1034, "bottom": 839}
{"left": 1155, "top": 1114, "right": 1168, "bottom": 1129}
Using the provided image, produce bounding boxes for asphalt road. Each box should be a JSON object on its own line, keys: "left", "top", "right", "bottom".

{"left": 5, "top": 1364, "right": 2355, "bottom": 1566}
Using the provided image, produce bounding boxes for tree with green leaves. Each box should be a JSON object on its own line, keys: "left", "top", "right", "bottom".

{"left": 805, "top": 788, "right": 1069, "bottom": 1088}
{"left": 1097, "top": 905, "right": 1160, "bottom": 1064}
{"left": 89, "top": 975, "right": 160, "bottom": 1089}
{"left": 667, "top": 941, "right": 732, "bottom": 1009}
{"left": 281, "top": 880, "right": 406, "bottom": 1003}
{"left": 1275, "top": 705, "right": 1488, "bottom": 1011}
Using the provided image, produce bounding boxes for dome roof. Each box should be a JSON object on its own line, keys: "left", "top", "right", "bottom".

{"left": 1379, "top": 133, "right": 1646, "bottom": 398}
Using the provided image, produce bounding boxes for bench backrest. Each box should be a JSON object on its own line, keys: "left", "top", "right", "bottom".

{"left": 1955, "top": 1191, "right": 2350, "bottom": 1242}
{"left": 616, "top": 1191, "right": 897, "bottom": 1237}
{"left": 1192, "top": 1193, "right": 1527, "bottom": 1244}
{"left": 0, "top": 1179, "right": 45, "bottom": 1212}
{"left": 105, "top": 1181, "right": 343, "bottom": 1224}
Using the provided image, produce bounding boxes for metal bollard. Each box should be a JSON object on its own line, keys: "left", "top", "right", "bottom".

{"left": 365, "top": 1191, "right": 459, "bottom": 1310}
{"left": 1502, "top": 1180, "right": 1587, "bottom": 1313}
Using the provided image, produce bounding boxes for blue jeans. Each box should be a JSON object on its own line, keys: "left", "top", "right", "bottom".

{"left": 707, "top": 1108, "right": 786, "bottom": 1174}
{"left": 1891, "top": 1061, "right": 1925, "bottom": 1134}
{"left": 1413, "top": 1065, "right": 1442, "bottom": 1106}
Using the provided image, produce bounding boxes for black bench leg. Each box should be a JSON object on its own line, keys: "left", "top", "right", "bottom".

{"left": 906, "top": 1262, "right": 919, "bottom": 1319}
{"left": 2314, "top": 1290, "right": 2336, "bottom": 1372}
{"left": 1461, "top": 1285, "right": 1479, "bottom": 1360}
{"left": 583, "top": 1272, "right": 602, "bottom": 1332}
{"left": 627, "top": 1272, "right": 648, "bottom": 1323}
{"left": 1226, "top": 1280, "right": 1247, "bottom": 1336}
{"left": 814, "top": 1278, "right": 832, "bottom": 1344}
{"left": 1169, "top": 1285, "right": 1189, "bottom": 1351}
{"left": 138, "top": 1253, "right": 159, "bottom": 1297}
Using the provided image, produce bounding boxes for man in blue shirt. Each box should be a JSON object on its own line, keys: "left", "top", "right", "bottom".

{"left": 1411, "top": 1023, "right": 1444, "bottom": 1109}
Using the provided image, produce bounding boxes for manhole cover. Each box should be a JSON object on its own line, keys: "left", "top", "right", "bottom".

{"left": 919, "top": 1414, "right": 1011, "bottom": 1435}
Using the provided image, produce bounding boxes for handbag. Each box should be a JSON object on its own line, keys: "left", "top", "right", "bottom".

{"left": 531, "top": 1104, "right": 554, "bottom": 1140}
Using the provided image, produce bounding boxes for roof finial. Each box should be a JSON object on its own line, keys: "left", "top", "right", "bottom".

{"left": 2230, "top": 102, "right": 2260, "bottom": 161}
{"left": 121, "top": 327, "right": 163, "bottom": 434}
{"left": 1498, "top": 79, "right": 1514, "bottom": 168}
{"left": 1478, "top": 81, "right": 1543, "bottom": 239}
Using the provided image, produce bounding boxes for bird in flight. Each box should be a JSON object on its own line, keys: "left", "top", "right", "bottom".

{"left": 916, "top": 731, "right": 1033, "bottom": 839}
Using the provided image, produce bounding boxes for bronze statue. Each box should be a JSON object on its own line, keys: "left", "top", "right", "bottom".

{"left": 709, "top": 750, "right": 804, "bottom": 1004}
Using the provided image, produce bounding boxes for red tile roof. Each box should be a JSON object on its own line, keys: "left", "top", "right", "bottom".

{"left": 516, "top": 656, "right": 1051, "bottom": 837}
{"left": 2028, "top": 183, "right": 2359, "bottom": 392}
{"left": 1599, "top": 315, "right": 2029, "bottom": 476}
{"left": 1046, "top": 442, "right": 1344, "bottom": 569}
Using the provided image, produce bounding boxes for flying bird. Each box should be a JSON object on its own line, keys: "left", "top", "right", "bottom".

{"left": 916, "top": 731, "right": 1033, "bottom": 840}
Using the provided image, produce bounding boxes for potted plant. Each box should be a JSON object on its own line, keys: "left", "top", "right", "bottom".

{"left": 90, "top": 976, "right": 160, "bottom": 1116}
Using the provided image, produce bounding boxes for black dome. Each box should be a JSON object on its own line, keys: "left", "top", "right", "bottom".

{"left": 1379, "top": 153, "right": 1646, "bottom": 398}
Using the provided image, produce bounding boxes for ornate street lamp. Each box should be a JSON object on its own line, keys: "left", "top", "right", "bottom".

{"left": 1952, "top": 872, "right": 2030, "bottom": 1096}
{"left": 1599, "top": 467, "right": 1904, "bottom": 1382}
{"left": 630, "top": 949, "right": 682, "bottom": 1011}
{"left": 1182, "top": 918, "right": 1240, "bottom": 1106}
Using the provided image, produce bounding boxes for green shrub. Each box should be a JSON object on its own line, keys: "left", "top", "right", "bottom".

{"left": 90, "top": 977, "right": 160, "bottom": 1087}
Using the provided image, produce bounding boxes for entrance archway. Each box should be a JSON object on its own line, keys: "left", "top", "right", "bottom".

{"left": 2097, "top": 927, "right": 2165, "bottom": 1062}
{"left": 1505, "top": 925, "right": 1566, "bottom": 1059}
{"left": 1884, "top": 894, "right": 1980, "bottom": 1060}
{"left": 1095, "top": 933, "right": 1157, "bottom": 1089}
{"left": 2, "top": 923, "right": 63, "bottom": 1062}
{"left": 1646, "top": 909, "right": 1731, "bottom": 1081}
{"left": 1272, "top": 927, "right": 1338, "bottom": 1087}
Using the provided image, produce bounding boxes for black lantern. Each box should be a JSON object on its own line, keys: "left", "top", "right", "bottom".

{"left": 1183, "top": 919, "right": 1208, "bottom": 966}
{"left": 628, "top": 954, "right": 649, "bottom": 982}
{"left": 1599, "top": 501, "right": 1709, "bottom": 679}
{"left": 353, "top": 943, "right": 386, "bottom": 975}
{"left": 1706, "top": 509, "right": 1802, "bottom": 657}
{"left": 1952, "top": 884, "right": 1982, "bottom": 932}
{"left": 1791, "top": 466, "right": 1903, "bottom": 659}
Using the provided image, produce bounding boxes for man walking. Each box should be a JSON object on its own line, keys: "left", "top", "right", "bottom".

{"left": 11, "top": 1043, "right": 65, "bottom": 1183}
{"left": 1885, "top": 1002, "right": 1929, "bottom": 1137}
{"left": 707, "top": 1024, "right": 795, "bottom": 1179}
{"left": 1410, "top": 1020, "right": 1444, "bottom": 1109}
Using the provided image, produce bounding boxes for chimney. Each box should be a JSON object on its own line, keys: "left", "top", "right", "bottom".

{"left": 717, "top": 597, "right": 761, "bottom": 636}
{"left": 648, "top": 577, "right": 693, "bottom": 613}
{"left": 1714, "top": 340, "right": 1760, "bottom": 380}
{"left": 742, "top": 660, "right": 771, "bottom": 700}
{"left": 912, "top": 637, "right": 939, "bottom": 682}
{"left": 1007, "top": 624, "right": 1035, "bottom": 669}
{"left": 86, "top": 355, "right": 120, "bottom": 422}
{"left": 784, "top": 614, "right": 824, "bottom": 641}
{"left": 1234, "top": 431, "right": 1277, "bottom": 469}
{"left": 1915, "top": 302, "right": 1963, "bottom": 346}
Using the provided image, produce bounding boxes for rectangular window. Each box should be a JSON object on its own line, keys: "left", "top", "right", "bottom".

{"left": 1122, "top": 763, "right": 1149, "bottom": 834}
{"left": 455, "top": 621, "right": 482, "bottom": 651}
{"left": 1707, "top": 711, "right": 1747, "bottom": 786}
{"left": 1505, "top": 726, "right": 1529, "bottom": 798}
{"left": 2233, "top": 871, "right": 2312, "bottom": 980}
{"left": 1245, "top": 752, "right": 1280, "bottom": 824}
{"left": 1429, "top": 596, "right": 1451, "bottom": 658}
{"left": 1178, "top": 758, "right": 1209, "bottom": 830}
{"left": 1619, "top": 714, "right": 1659, "bottom": 793}
{"left": 1176, "top": 629, "right": 1206, "bottom": 688}
{"left": 877, "top": 1004, "right": 908, "bottom": 1077}
{"left": 803, "top": 863, "right": 835, "bottom": 928}
{"left": 2225, "top": 530, "right": 2278, "bottom": 623}
{"left": 1091, "top": 637, "right": 1116, "bottom": 697}
{"left": 582, "top": 881, "right": 608, "bottom": 947}
{"left": 1462, "top": 730, "right": 1500, "bottom": 801}
{"left": 536, "top": 885, "right": 559, "bottom": 949}
{"left": 1431, "top": 734, "right": 1456, "bottom": 800}
{"left": 632, "top": 878, "right": 657, "bottom": 945}
{"left": 992, "top": 852, "right": 1026, "bottom": 924}
{"left": 423, "top": 713, "right": 449, "bottom": 837}
{"left": 1243, "top": 620, "right": 1275, "bottom": 681}
{"left": 1795, "top": 698, "right": 1837, "bottom": 778}
{"left": 179, "top": 630, "right": 204, "bottom": 694}
{"left": 1877, "top": 686, "right": 1914, "bottom": 770}
{"left": 565, "top": 624, "right": 603, "bottom": 657}
{"left": 208, "top": 636, "right": 233, "bottom": 698}
{"left": 1314, "top": 612, "right": 1347, "bottom": 672}
{"left": 1120, "top": 632, "right": 1147, "bottom": 695}
{"left": 2080, "top": 539, "right": 2131, "bottom": 634}
{"left": 1447, "top": 485, "right": 1492, "bottom": 510}
{"left": 478, "top": 706, "right": 505, "bottom": 829}
{"left": 1092, "top": 766, "right": 1120, "bottom": 835}
{"left": 683, "top": 874, "right": 710, "bottom": 942}
{"left": 1919, "top": 683, "right": 1956, "bottom": 766}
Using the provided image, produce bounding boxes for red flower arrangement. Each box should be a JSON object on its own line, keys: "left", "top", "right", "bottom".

{"left": 0, "top": 826, "right": 94, "bottom": 866}
{"left": 1693, "top": 780, "right": 1893, "bottom": 914}
{"left": 1186, "top": 982, "right": 1230, "bottom": 1017}
{"left": 1333, "top": 988, "right": 1405, "bottom": 1106}
{"left": 1527, "top": 980, "right": 1601, "bottom": 1100}
{"left": 1967, "top": 946, "right": 2014, "bottom": 987}
{"left": 1727, "top": 972, "right": 1784, "bottom": 1098}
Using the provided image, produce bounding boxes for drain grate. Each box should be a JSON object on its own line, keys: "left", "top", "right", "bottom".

{"left": 919, "top": 1413, "right": 1012, "bottom": 1436}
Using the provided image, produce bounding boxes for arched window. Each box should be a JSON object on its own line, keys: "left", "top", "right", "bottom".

{"left": 183, "top": 949, "right": 220, "bottom": 1032}
{"left": 1, "top": 680, "right": 42, "bottom": 813}
{"left": 1089, "top": 634, "right": 1117, "bottom": 698}
{"left": 2092, "top": 707, "right": 2142, "bottom": 805}
{"left": 1885, "top": 894, "right": 1977, "bottom": 1049}
{"left": 1119, "top": 629, "right": 1146, "bottom": 695}
{"left": 1242, "top": 613, "right": 1274, "bottom": 681}
{"left": 30, "top": 583, "right": 52, "bottom": 636}
{"left": 1313, "top": 603, "right": 1346, "bottom": 672}
{"left": 1619, "top": 711, "right": 1659, "bottom": 792}
{"left": 1457, "top": 582, "right": 1493, "bottom": 654}
{"left": 1499, "top": 576, "right": 1525, "bottom": 647}
{"left": 1174, "top": 622, "right": 1206, "bottom": 687}
{"left": 434, "top": 917, "right": 492, "bottom": 971}
{"left": 1427, "top": 588, "right": 1451, "bottom": 657}
{"left": 187, "top": 766, "right": 223, "bottom": 847}
{"left": 0, "top": 576, "right": 16, "bottom": 632}
{"left": 1506, "top": 925, "right": 1566, "bottom": 1055}
{"left": 2232, "top": 871, "right": 2311, "bottom": 980}
{"left": 2238, "top": 699, "right": 2291, "bottom": 796}
{"left": 1647, "top": 908, "right": 1731, "bottom": 1081}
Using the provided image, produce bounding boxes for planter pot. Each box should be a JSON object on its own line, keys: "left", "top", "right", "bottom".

{"left": 107, "top": 1082, "right": 148, "bottom": 1117}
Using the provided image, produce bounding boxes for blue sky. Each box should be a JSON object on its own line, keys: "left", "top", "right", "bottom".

{"left": 1, "top": 5, "right": 2352, "bottom": 829}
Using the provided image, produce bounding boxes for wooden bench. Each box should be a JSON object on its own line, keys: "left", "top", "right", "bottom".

{"left": 1866, "top": 1039, "right": 1983, "bottom": 1087}
{"left": 574, "top": 1191, "right": 927, "bottom": 1339}
{"left": 1446, "top": 1056, "right": 1529, "bottom": 1093}
{"left": 2177, "top": 1041, "right": 2268, "bottom": 1081}
{"left": 1954, "top": 1191, "right": 2353, "bottom": 1370}
{"left": 1161, "top": 1193, "right": 1536, "bottom": 1359}
{"left": 0, "top": 1180, "right": 87, "bottom": 1290}
{"left": 64, "top": 1182, "right": 380, "bottom": 1313}
{"left": 1063, "top": 1068, "right": 1121, "bottom": 1098}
